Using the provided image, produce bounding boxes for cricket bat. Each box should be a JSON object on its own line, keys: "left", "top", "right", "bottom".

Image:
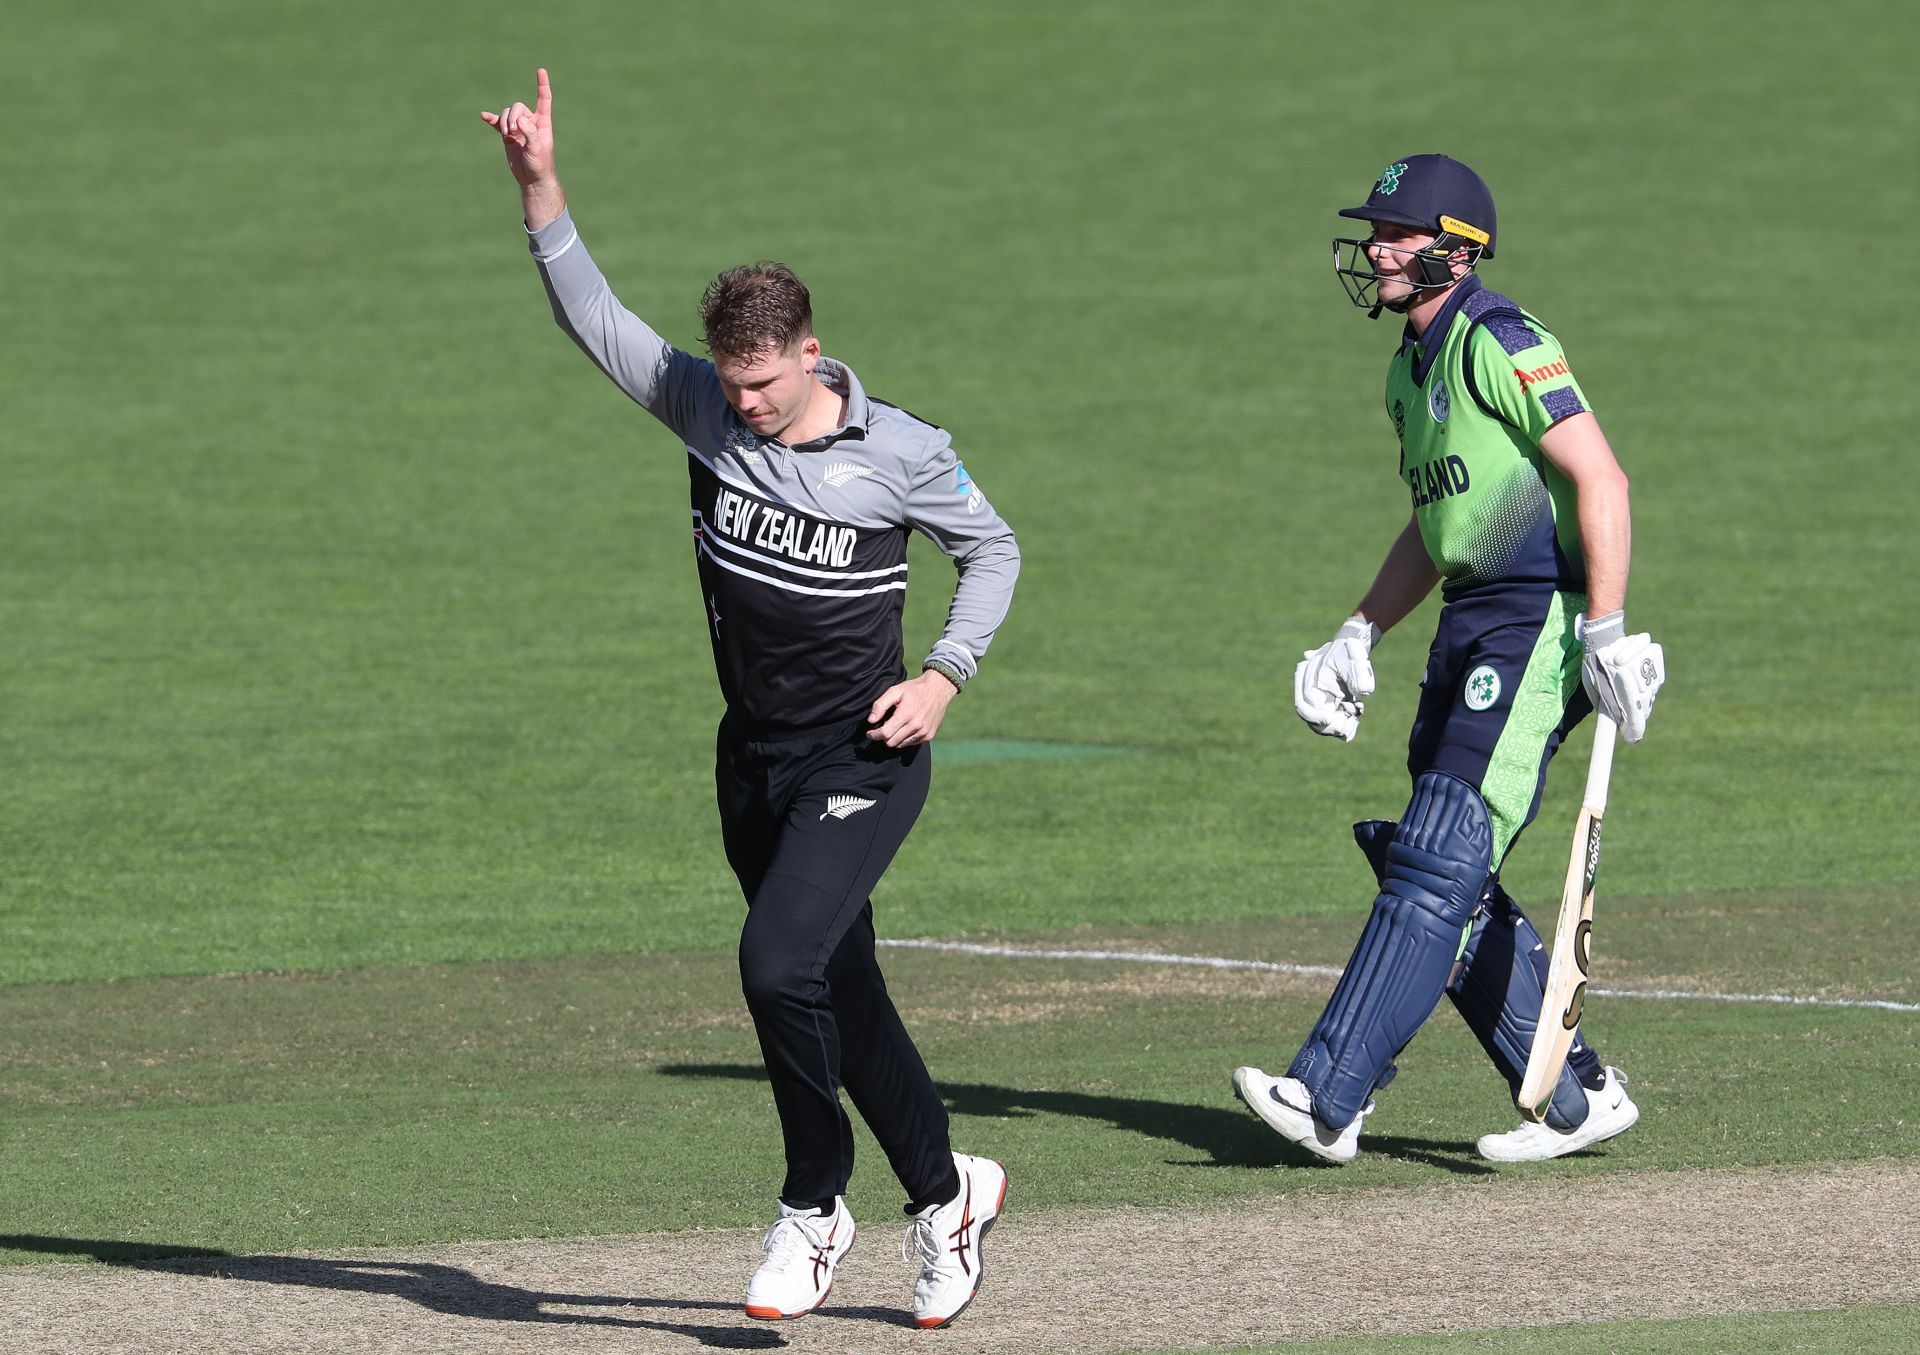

{"left": 1515, "top": 715, "right": 1618, "bottom": 1122}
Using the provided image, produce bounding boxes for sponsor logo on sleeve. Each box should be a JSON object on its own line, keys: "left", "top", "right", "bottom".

{"left": 955, "top": 461, "right": 982, "bottom": 514}
{"left": 1514, "top": 359, "right": 1571, "bottom": 388}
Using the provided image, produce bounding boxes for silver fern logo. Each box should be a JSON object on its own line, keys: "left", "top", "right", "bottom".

{"left": 821, "top": 462, "right": 875, "bottom": 489}
{"left": 819, "top": 795, "right": 878, "bottom": 821}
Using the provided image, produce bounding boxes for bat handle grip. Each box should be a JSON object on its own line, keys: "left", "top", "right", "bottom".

{"left": 1585, "top": 716, "right": 1617, "bottom": 814}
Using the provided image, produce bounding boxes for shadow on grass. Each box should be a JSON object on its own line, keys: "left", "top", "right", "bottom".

{"left": 658, "top": 1064, "right": 1495, "bottom": 1177}
{"left": 0, "top": 1236, "right": 783, "bottom": 1349}
{"left": 0, "top": 1235, "right": 231, "bottom": 1263}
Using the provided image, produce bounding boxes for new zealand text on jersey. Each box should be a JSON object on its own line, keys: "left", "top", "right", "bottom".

{"left": 712, "top": 486, "right": 859, "bottom": 568}
{"left": 1407, "top": 454, "right": 1471, "bottom": 508}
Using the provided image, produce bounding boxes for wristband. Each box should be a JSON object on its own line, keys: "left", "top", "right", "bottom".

{"left": 1338, "top": 615, "right": 1383, "bottom": 650}
{"left": 922, "top": 658, "right": 966, "bottom": 693}
{"left": 1579, "top": 610, "right": 1625, "bottom": 650}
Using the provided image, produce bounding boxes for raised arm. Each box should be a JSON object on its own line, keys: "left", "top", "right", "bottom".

{"left": 481, "top": 69, "right": 710, "bottom": 435}
{"left": 481, "top": 68, "right": 566, "bottom": 230}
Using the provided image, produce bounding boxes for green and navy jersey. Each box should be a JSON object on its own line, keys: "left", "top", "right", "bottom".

{"left": 1385, "top": 277, "right": 1592, "bottom": 591}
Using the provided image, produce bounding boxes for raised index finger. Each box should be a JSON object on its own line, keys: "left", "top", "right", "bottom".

{"left": 535, "top": 67, "right": 552, "bottom": 120}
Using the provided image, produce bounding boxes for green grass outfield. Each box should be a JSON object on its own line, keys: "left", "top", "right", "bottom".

{"left": 4, "top": 1, "right": 1916, "bottom": 1350}
{"left": 1147, "top": 1305, "right": 1920, "bottom": 1355}
{"left": 3, "top": 925, "right": 1915, "bottom": 1252}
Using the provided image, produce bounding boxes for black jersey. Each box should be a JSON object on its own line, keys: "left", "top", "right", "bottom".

{"left": 529, "top": 211, "right": 1019, "bottom": 731}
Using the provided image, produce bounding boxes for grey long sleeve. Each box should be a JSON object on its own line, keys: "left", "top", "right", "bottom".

{"left": 522, "top": 209, "right": 1018, "bottom": 722}
{"left": 904, "top": 431, "right": 1020, "bottom": 683}
{"left": 527, "top": 208, "right": 711, "bottom": 438}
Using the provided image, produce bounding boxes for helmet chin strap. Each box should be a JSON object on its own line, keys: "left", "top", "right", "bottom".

{"left": 1370, "top": 286, "right": 1418, "bottom": 321}
{"left": 1414, "top": 233, "right": 1480, "bottom": 287}
{"left": 1334, "top": 234, "right": 1474, "bottom": 320}
{"left": 1376, "top": 257, "right": 1469, "bottom": 319}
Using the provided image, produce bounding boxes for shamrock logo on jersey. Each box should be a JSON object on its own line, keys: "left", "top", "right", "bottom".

{"left": 1375, "top": 162, "right": 1408, "bottom": 196}
{"left": 1464, "top": 665, "right": 1502, "bottom": 711}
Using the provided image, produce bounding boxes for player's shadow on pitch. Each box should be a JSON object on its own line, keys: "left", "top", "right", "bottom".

{"left": 658, "top": 1064, "right": 1492, "bottom": 1176}
{"left": 0, "top": 1237, "right": 783, "bottom": 1349}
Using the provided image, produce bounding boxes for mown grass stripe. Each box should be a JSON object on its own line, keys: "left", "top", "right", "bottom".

{"left": 935, "top": 739, "right": 1142, "bottom": 764}
{"left": 877, "top": 939, "right": 1920, "bottom": 1013}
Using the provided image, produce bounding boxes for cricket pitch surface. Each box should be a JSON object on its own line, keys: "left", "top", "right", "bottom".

{"left": 6, "top": 1159, "right": 1914, "bottom": 1353}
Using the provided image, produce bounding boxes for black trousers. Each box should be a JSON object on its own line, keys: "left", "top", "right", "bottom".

{"left": 716, "top": 711, "right": 959, "bottom": 1214}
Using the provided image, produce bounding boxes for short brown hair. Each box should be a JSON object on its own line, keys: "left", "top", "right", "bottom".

{"left": 699, "top": 262, "right": 813, "bottom": 362}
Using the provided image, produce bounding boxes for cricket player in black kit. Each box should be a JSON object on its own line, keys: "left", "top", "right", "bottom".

{"left": 484, "top": 71, "right": 1017, "bottom": 1329}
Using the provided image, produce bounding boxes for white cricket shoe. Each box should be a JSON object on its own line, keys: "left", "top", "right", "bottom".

{"left": 904, "top": 1151, "right": 1007, "bottom": 1329}
{"left": 743, "top": 1197, "right": 855, "bottom": 1320}
{"left": 1478, "top": 1066, "right": 1640, "bottom": 1162}
{"left": 1231, "top": 1066, "right": 1372, "bottom": 1163}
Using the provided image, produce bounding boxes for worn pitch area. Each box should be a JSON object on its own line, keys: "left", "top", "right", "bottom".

{"left": 4, "top": 1159, "right": 1914, "bottom": 1354}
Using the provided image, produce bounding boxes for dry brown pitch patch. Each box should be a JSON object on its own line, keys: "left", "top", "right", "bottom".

{"left": 3, "top": 1159, "right": 1915, "bottom": 1354}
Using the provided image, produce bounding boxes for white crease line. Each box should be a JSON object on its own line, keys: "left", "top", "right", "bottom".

{"left": 875, "top": 939, "right": 1920, "bottom": 1013}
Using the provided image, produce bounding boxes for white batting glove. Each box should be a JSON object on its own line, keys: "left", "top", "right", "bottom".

{"left": 1293, "top": 615, "right": 1381, "bottom": 742}
{"left": 1578, "top": 610, "right": 1666, "bottom": 744}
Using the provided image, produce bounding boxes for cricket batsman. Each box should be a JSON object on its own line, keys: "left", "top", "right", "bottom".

{"left": 483, "top": 70, "right": 1017, "bottom": 1325}
{"left": 1232, "top": 155, "right": 1666, "bottom": 1162}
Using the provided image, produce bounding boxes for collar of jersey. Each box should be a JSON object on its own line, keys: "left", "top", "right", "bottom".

{"left": 1400, "top": 274, "right": 1484, "bottom": 388}
{"left": 783, "top": 356, "right": 871, "bottom": 452}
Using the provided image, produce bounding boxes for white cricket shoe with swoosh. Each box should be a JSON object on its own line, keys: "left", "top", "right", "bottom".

{"left": 904, "top": 1152, "right": 1006, "bottom": 1329}
{"left": 1232, "top": 1066, "right": 1372, "bottom": 1163}
{"left": 1477, "top": 1066, "right": 1639, "bottom": 1162}
{"left": 743, "top": 1197, "right": 854, "bottom": 1320}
